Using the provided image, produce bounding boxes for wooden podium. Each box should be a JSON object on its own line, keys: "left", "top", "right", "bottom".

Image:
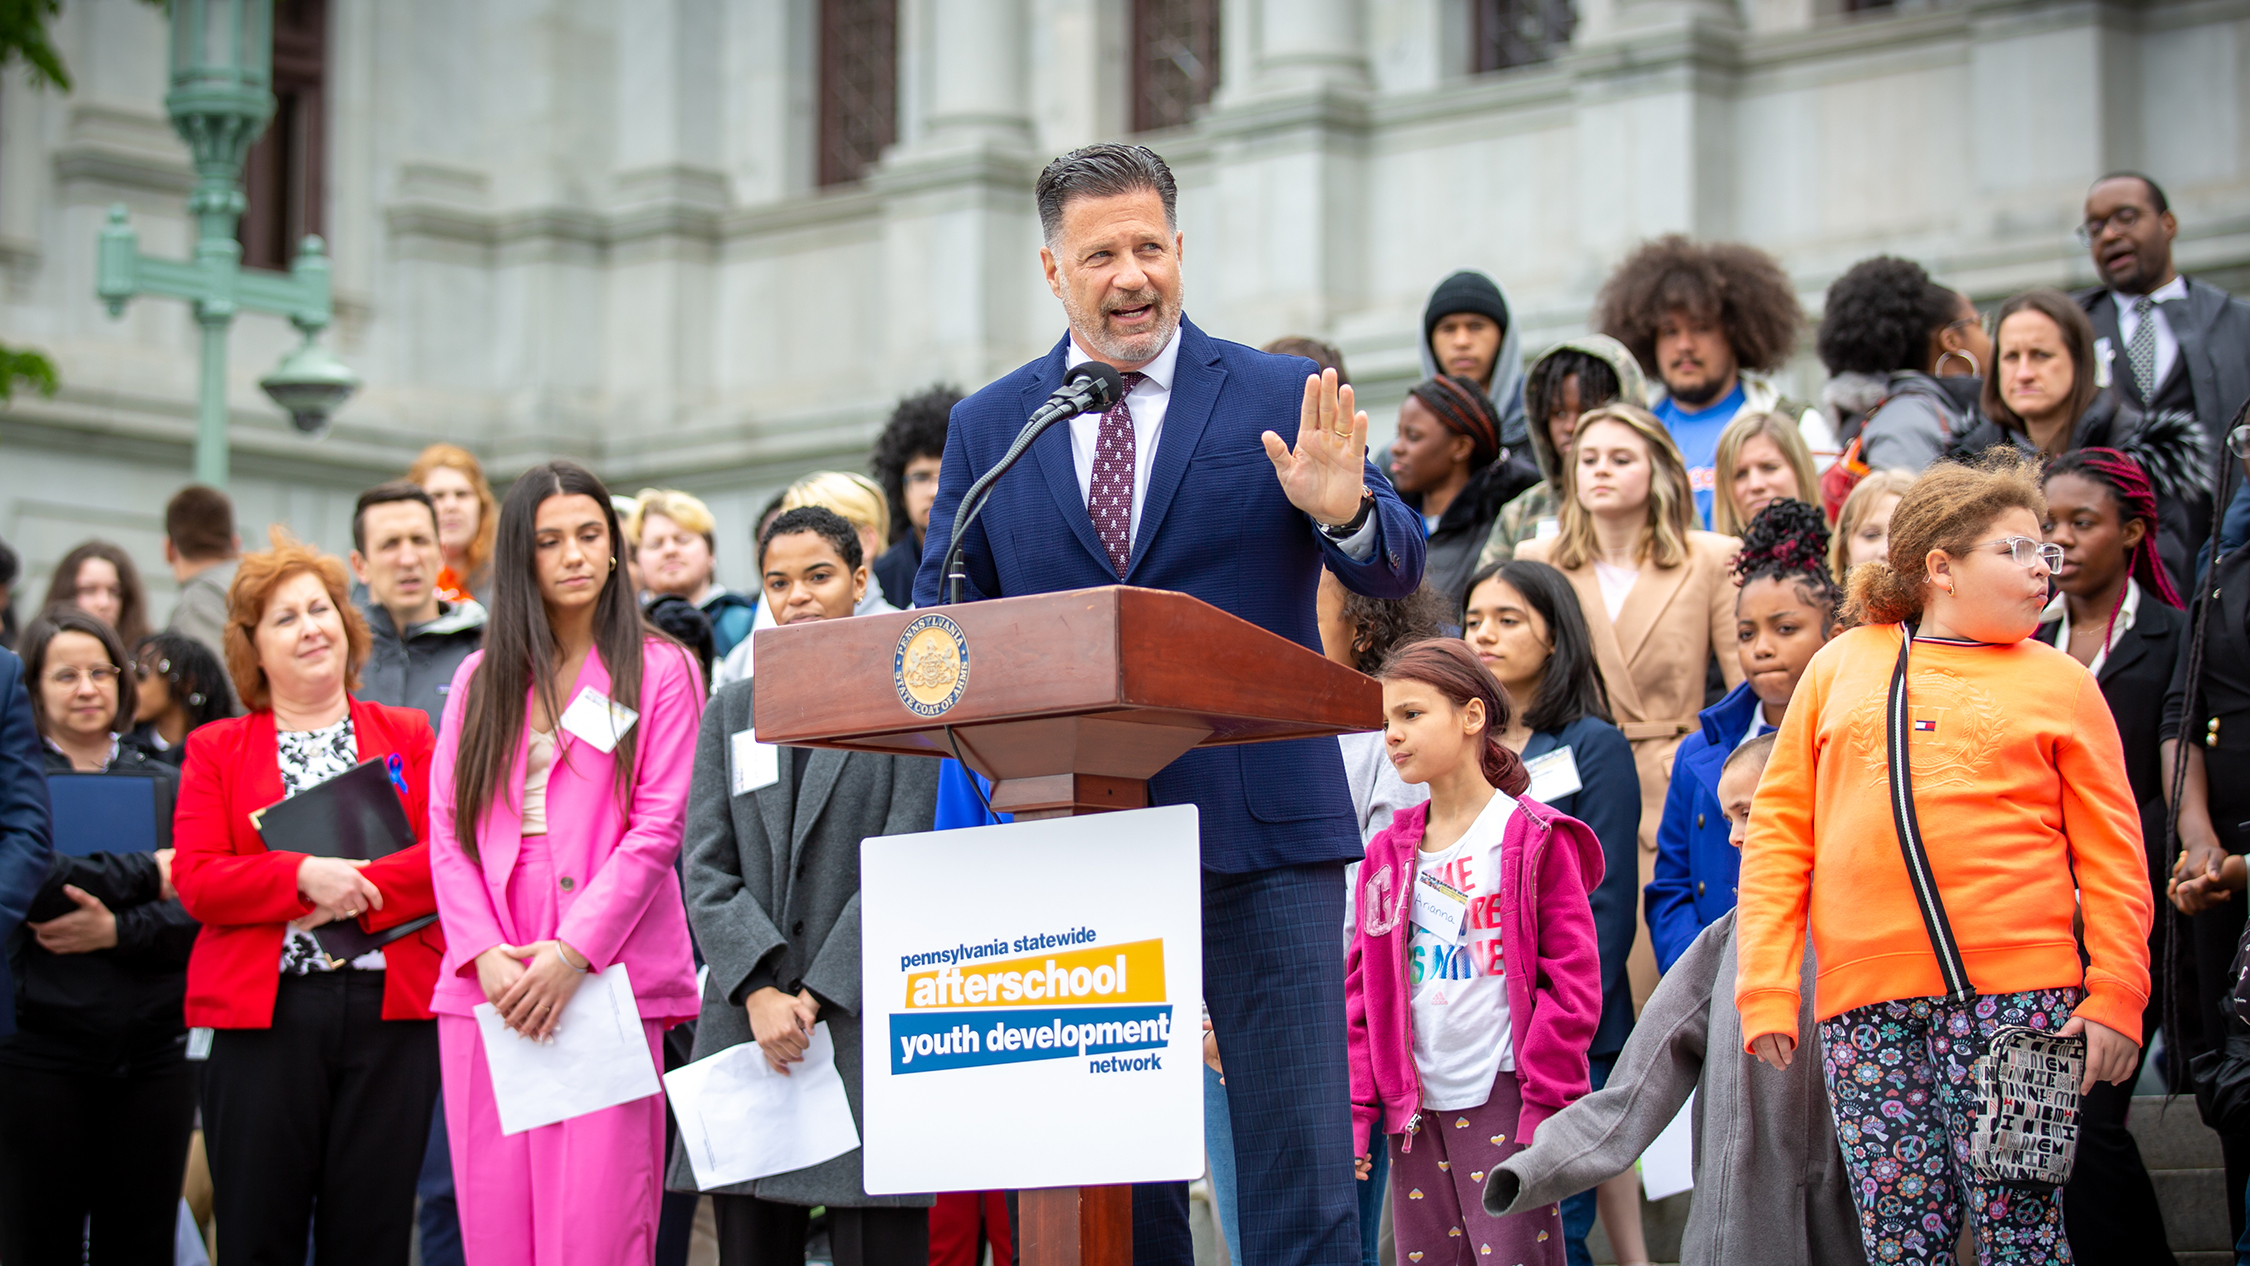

{"left": 753, "top": 585, "right": 1381, "bottom": 1266}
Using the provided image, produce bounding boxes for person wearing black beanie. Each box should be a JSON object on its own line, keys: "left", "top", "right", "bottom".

{"left": 1420, "top": 270, "right": 1528, "bottom": 450}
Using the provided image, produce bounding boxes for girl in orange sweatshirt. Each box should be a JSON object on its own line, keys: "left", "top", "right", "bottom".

{"left": 1732, "top": 450, "right": 2152, "bottom": 1265}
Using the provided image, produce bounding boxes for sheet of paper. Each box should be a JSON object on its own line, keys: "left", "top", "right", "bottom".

{"left": 666, "top": 1023, "right": 861, "bottom": 1190}
{"left": 1638, "top": 1091, "right": 1696, "bottom": 1201}
{"left": 474, "top": 963, "right": 658, "bottom": 1135}
{"left": 731, "top": 727, "right": 779, "bottom": 795}
{"left": 560, "top": 687, "right": 639, "bottom": 754}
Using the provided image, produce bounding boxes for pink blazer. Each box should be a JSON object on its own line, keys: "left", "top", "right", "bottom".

{"left": 427, "top": 638, "right": 704, "bottom": 1023}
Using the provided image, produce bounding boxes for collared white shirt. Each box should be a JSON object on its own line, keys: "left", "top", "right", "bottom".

{"left": 2043, "top": 575, "right": 2141, "bottom": 676}
{"left": 1062, "top": 328, "right": 1377, "bottom": 561}
{"left": 2116, "top": 275, "right": 2189, "bottom": 397}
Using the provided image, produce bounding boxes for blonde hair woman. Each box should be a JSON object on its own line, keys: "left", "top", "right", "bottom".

{"left": 779, "top": 472, "right": 891, "bottom": 577}
{"left": 407, "top": 444, "right": 498, "bottom": 603}
{"left": 713, "top": 472, "right": 901, "bottom": 688}
{"left": 1519, "top": 404, "right": 1743, "bottom": 999}
{"left": 1712, "top": 411, "right": 1822, "bottom": 537}
{"left": 1828, "top": 469, "right": 1917, "bottom": 585}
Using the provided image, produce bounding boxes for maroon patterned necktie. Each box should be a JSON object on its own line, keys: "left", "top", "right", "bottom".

{"left": 1088, "top": 370, "right": 1146, "bottom": 578}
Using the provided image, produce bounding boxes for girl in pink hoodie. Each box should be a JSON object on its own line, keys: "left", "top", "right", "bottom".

{"left": 1346, "top": 638, "right": 1604, "bottom": 1266}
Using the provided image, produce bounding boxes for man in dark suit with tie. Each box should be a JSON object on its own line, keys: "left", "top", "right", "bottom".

{"left": 914, "top": 143, "right": 1424, "bottom": 1266}
{"left": 2076, "top": 172, "right": 2250, "bottom": 565}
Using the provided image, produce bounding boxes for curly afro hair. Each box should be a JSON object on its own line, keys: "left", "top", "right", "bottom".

{"left": 1338, "top": 582, "right": 1451, "bottom": 677}
{"left": 1816, "top": 256, "right": 1960, "bottom": 377}
{"left": 869, "top": 385, "right": 963, "bottom": 543}
{"left": 1733, "top": 497, "right": 1841, "bottom": 627}
{"left": 1594, "top": 235, "right": 1804, "bottom": 377}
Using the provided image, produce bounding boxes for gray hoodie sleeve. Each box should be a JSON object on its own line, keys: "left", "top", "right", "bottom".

{"left": 1483, "top": 914, "right": 1729, "bottom": 1216}
{"left": 1859, "top": 395, "right": 1952, "bottom": 473}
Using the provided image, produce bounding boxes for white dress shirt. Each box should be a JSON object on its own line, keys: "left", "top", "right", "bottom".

{"left": 2116, "top": 274, "right": 2189, "bottom": 397}
{"left": 1063, "top": 329, "right": 1377, "bottom": 560}
{"left": 2042, "top": 575, "right": 2141, "bottom": 677}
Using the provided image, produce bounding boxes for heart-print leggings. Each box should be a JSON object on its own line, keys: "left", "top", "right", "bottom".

{"left": 1386, "top": 1069, "right": 1564, "bottom": 1266}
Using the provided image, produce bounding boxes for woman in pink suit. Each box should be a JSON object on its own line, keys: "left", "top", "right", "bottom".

{"left": 427, "top": 459, "right": 704, "bottom": 1266}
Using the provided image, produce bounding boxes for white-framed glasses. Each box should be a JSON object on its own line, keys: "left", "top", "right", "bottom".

{"left": 1979, "top": 536, "right": 2063, "bottom": 572}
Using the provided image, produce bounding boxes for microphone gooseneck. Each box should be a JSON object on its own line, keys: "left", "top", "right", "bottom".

{"left": 942, "top": 361, "right": 1128, "bottom": 606}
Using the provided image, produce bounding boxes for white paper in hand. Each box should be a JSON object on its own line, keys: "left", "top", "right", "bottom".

{"left": 474, "top": 963, "right": 658, "bottom": 1135}
{"left": 1638, "top": 1091, "right": 1696, "bottom": 1201}
{"left": 666, "top": 1023, "right": 860, "bottom": 1190}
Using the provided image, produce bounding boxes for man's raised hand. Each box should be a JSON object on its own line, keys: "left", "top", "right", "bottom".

{"left": 1263, "top": 369, "right": 1370, "bottom": 527}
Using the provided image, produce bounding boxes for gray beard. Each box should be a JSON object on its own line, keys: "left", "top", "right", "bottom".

{"left": 1062, "top": 286, "right": 1184, "bottom": 366}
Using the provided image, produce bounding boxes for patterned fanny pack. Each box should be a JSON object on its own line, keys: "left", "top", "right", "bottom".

{"left": 1887, "top": 626, "right": 2084, "bottom": 1189}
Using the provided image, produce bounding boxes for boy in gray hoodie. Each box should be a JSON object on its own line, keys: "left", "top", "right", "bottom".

{"left": 1483, "top": 733, "right": 1867, "bottom": 1266}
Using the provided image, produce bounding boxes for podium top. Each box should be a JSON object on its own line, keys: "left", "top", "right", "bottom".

{"left": 750, "top": 586, "right": 1382, "bottom": 762}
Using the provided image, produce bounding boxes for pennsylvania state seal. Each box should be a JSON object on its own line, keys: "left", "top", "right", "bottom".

{"left": 893, "top": 613, "right": 969, "bottom": 718}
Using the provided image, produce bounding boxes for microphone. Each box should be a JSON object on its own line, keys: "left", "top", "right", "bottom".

{"left": 941, "top": 361, "right": 1131, "bottom": 605}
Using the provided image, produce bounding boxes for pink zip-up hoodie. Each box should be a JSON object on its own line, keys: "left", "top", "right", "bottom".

{"left": 1345, "top": 795, "right": 1604, "bottom": 1159}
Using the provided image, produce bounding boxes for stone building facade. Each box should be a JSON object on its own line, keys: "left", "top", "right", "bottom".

{"left": 4, "top": 0, "right": 2247, "bottom": 606}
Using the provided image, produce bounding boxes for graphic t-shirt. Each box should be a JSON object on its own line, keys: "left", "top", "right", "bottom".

{"left": 1408, "top": 791, "right": 1518, "bottom": 1110}
{"left": 1654, "top": 381, "right": 1747, "bottom": 529}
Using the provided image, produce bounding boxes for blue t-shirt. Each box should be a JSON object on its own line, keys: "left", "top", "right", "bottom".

{"left": 1653, "top": 381, "right": 1747, "bottom": 529}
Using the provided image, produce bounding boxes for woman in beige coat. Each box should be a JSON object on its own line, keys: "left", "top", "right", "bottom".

{"left": 1520, "top": 404, "right": 1740, "bottom": 999}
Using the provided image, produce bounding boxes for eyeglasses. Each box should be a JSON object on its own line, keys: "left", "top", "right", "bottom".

{"left": 46, "top": 665, "right": 122, "bottom": 689}
{"left": 1980, "top": 536, "right": 2064, "bottom": 572}
{"left": 2230, "top": 424, "right": 2250, "bottom": 459}
{"left": 2075, "top": 205, "right": 2148, "bottom": 246}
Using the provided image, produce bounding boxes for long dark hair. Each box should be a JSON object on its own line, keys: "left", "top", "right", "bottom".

{"left": 42, "top": 539, "right": 151, "bottom": 648}
{"left": 21, "top": 604, "right": 137, "bottom": 738}
{"left": 1464, "top": 559, "right": 1613, "bottom": 734}
{"left": 1376, "top": 638, "right": 1531, "bottom": 797}
{"left": 136, "top": 631, "right": 236, "bottom": 734}
{"left": 453, "top": 461, "right": 654, "bottom": 862}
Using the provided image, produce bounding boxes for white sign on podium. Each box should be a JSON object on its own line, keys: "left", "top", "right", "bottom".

{"left": 858, "top": 804, "right": 1204, "bottom": 1194}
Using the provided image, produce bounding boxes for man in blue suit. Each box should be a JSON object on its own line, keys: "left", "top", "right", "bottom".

{"left": 914, "top": 144, "right": 1424, "bottom": 1266}
{"left": 0, "top": 646, "right": 55, "bottom": 1040}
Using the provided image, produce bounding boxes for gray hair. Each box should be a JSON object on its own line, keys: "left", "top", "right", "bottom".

{"left": 1035, "top": 144, "right": 1178, "bottom": 246}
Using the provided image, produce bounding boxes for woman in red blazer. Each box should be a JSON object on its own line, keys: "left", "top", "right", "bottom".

{"left": 173, "top": 536, "right": 445, "bottom": 1266}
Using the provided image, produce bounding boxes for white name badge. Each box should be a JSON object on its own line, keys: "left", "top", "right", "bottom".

{"left": 1411, "top": 868, "right": 1470, "bottom": 945}
{"left": 1533, "top": 516, "right": 1560, "bottom": 542}
{"left": 560, "top": 687, "right": 639, "bottom": 754}
{"left": 1524, "top": 746, "right": 1584, "bottom": 803}
{"left": 731, "top": 727, "right": 779, "bottom": 796}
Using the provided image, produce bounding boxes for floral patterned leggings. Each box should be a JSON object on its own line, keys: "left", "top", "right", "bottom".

{"left": 1818, "top": 988, "right": 2083, "bottom": 1266}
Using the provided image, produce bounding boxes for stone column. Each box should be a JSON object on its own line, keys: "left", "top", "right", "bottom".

{"left": 920, "top": 0, "right": 1036, "bottom": 152}
{"left": 1253, "top": 0, "right": 1371, "bottom": 93}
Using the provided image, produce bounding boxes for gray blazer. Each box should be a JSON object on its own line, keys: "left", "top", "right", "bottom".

{"left": 1485, "top": 913, "right": 1866, "bottom": 1266}
{"left": 665, "top": 678, "right": 939, "bottom": 1208}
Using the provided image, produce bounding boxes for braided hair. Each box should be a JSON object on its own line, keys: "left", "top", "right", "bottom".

{"left": 1407, "top": 375, "right": 1504, "bottom": 469}
{"left": 1525, "top": 350, "right": 1620, "bottom": 428}
{"left": 2047, "top": 447, "right": 2184, "bottom": 613}
{"left": 1732, "top": 498, "right": 1841, "bottom": 630}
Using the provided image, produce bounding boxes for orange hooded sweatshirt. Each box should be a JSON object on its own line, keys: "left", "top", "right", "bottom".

{"left": 1734, "top": 623, "right": 2153, "bottom": 1050}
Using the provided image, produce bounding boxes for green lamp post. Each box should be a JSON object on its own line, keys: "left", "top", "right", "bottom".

{"left": 94, "top": 0, "right": 359, "bottom": 489}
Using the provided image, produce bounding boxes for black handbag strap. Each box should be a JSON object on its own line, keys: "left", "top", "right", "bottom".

{"left": 1888, "top": 624, "right": 1977, "bottom": 1003}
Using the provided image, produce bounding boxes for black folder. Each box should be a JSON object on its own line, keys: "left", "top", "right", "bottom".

{"left": 48, "top": 773, "right": 169, "bottom": 857}
{"left": 252, "top": 758, "right": 436, "bottom": 959}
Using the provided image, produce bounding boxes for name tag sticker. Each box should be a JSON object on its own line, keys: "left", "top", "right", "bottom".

{"left": 561, "top": 687, "right": 638, "bottom": 754}
{"left": 1533, "top": 516, "right": 1560, "bottom": 541}
{"left": 1411, "top": 869, "right": 1470, "bottom": 946}
{"left": 186, "top": 1027, "right": 214, "bottom": 1061}
{"left": 731, "top": 728, "right": 779, "bottom": 796}
{"left": 1524, "top": 746, "right": 1583, "bottom": 803}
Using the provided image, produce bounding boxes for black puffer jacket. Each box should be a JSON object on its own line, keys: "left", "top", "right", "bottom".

{"left": 1401, "top": 451, "right": 1542, "bottom": 617}
{"left": 1947, "top": 391, "right": 2208, "bottom": 586}
{"left": 0, "top": 746, "right": 195, "bottom": 1075}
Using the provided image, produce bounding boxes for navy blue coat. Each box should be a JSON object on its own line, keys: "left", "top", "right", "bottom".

{"left": 1523, "top": 715, "right": 1640, "bottom": 1056}
{"left": 913, "top": 319, "right": 1426, "bottom": 872}
{"left": 0, "top": 649, "right": 55, "bottom": 1039}
{"left": 1646, "top": 681, "right": 1765, "bottom": 974}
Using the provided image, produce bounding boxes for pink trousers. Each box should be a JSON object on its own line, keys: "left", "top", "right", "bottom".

{"left": 437, "top": 834, "right": 671, "bottom": 1266}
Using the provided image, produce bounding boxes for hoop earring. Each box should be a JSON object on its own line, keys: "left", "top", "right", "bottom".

{"left": 1933, "top": 348, "right": 1980, "bottom": 379}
